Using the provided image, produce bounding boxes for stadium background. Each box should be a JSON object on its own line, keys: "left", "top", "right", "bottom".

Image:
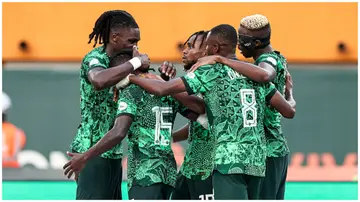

{"left": 2, "top": 2, "right": 358, "bottom": 200}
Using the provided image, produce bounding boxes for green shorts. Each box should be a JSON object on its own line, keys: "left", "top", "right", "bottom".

{"left": 128, "top": 183, "right": 173, "bottom": 200}
{"left": 75, "top": 156, "right": 122, "bottom": 200}
{"left": 259, "top": 154, "right": 289, "bottom": 199}
{"left": 171, "top": 174, "right": 214, "bottom": 200}
{"left": 213, "top": 170, "right": 263, "bottom": 200}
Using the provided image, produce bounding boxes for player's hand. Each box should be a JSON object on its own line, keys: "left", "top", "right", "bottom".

{"left": 158, "top": 61, "right": 176, "bottom": 80}
{"left": 115, "top": 74, "right": 133, "bottom": 89}
{"left": 285, "top": 70, "right": 293, "bottom": 91}
{"left": 142, "top": 73, "right": 163, "bottom": 80}
{"left": 285, "top": 70, "right": 293, "bottom": 99}
{"left": 63, "top": 151, "right": 87, "bottom": 180}
{"left": 132, "top": 45, "right": 150, "bottom": 71}
{"left": 190, "top": 55, "right": 219, "bottom": 72}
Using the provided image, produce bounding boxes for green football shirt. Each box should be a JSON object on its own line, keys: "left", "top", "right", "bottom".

{"left": 117, "top": 84, "right": 186, "bottom": 190}
{"left": 70, "top": 46, "right": 122, "bottom": 159}
{"left": 255, "top": 52, "right": 290, "bottom": 157}
{"left": 181, "top": 63, "right": 276, "bottom": 177}
{"left": 180, "top": 120, "right": 215, "bottom": 180}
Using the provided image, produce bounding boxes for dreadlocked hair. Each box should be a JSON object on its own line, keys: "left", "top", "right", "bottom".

{"left": 88, "top": 10, "right": 139, "bottom": 49}
{"left": 183, "top": 30, "right": 209, "bottom": 49}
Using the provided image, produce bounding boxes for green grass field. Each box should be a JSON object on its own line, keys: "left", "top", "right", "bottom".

{"left": 2, "top": 181, "right": 358, "bottom": 200}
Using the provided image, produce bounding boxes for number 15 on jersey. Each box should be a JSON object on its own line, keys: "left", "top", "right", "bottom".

{"left": 152, "top": 106, "right": 173, "bottom": 146}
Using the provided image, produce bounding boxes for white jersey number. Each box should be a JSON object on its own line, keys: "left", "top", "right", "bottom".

{"left": 240, "top": 89, "right": 257, "bottom": 127}
{"left": 199, "top": 193, "right": 214, "bottom": 200}
{"left": 152, "top": 106, "right": 173, "bottom": 146}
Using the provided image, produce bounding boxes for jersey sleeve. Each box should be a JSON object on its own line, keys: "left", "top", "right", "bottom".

{"left": 180, "top": 65, "right": 216, "bottom": 95}
{"left": 116, "top": 85, "right": 142, "bottom": 119}
{"left": 82, "top": 54, "right": 108, "bottom": 77}
{"left": 265, "top": 82, "right": 277, "bottom": 103}
{"left": 257, "top": 54, "right": 278, "bottom": 69}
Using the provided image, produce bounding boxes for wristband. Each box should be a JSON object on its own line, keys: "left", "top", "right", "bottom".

{"left": 115, "top": 75, "right": 130, "bottom": 89}
{"left": 129, "top": 57, "right": 142, "bottom": 70}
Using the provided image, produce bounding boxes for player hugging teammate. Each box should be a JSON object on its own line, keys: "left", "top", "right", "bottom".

{"left": 64, "top": 10, "right": 296, "bottom": 200}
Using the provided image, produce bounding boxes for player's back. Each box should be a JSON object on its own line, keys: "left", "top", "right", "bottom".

{"left": 255, "top": 51, "right": 290, "bottom": 157}
{"left": 71, "top": 46, "right": 121, "bottom": 159}
{"left": 201, "top": 65, "right": 270, "bottom": 143}
{"left": 184, "top": 63, "right": 276, "bottom": 177}
{"left": 117, "top": 83, "right": 182, "bottom": 189}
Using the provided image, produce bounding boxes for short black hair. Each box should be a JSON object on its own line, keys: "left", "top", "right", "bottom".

{"left": 210, "top": 24, "right": 238, "bottom": 49}
{"left": 88, "top": 10, "right": 139, "bottom": 49}
{"left": 183, "top": 30, "right": 209, "bottom": 49}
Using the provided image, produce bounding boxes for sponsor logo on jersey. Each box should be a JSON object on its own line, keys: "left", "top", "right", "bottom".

{"left": 89, "top": 58, "right": 100, "bottom": 67}
{"left": 118, "top": 102, "right": 128, "bottom": 111}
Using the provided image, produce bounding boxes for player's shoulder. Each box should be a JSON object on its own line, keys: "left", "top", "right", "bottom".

{"left": 192, "top": 63, "right": 223, "bottom": 76}
{"left": 118, "top": 84, "right": 144, "bottom": 103}
{"left": 255, "top": 51, "right": 286, "bottom": 67}
{"left": 82, "top": 46, "right": 109, "bottom": 65}
{"left": 195, "top": 64, "right": 214, "bottom": 72}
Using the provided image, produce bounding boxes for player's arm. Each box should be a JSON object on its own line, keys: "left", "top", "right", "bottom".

{"left": 218, "top": 56, "right": 276, "bottom": 83}
{"left": 139, "top": 73, "right": 206, "bottom": 115}
{"left": 83, "top": 115, "right": 132, "bottom": 160}
{"left": 88, "top": 46, "right": 149, "bottom": 90}
{"left": 191, "top": 55, "right": 276, "bottom": 83}
{"left": 63, "top": 116, "right": 133, "bottom": 178}
{"left": 268, "top": 91, "right": 296, "bottom": 119}
{"left": 129, "top": 76, "right": 187, "bottom": 96}
{"left": 88, "top": 65, "right": 133, "bottom": 90}
{"left": 172, "top": 92, "right": 206, "bottom": 115}
{"left": 172, "top": 124, "right": 189, "bottom": 142}
{"left": 284, "top": 70, "right": 296, "bottom": 109}
{"left": 129, "top": 65, "right": 212, "bottom": 99}
{"left": 63, "top": 86, "right": 139, "bottom": 179}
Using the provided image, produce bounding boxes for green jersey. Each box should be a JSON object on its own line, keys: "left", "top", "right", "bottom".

{"left": 116, "top": 84, "right": 186, "bottom": 190}
{"left": 181, "top": 63, "right": 276, "bottom": 177}
{"left": 255, "top": 52, "right": 290, "bottom": 157}
{"left": 70, "top": 46, "right": 122, "bottom": 159}
{"left": 180, "top": 120, "right": 215, "bottom": 180}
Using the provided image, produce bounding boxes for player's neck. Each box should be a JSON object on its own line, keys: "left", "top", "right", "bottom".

{"left": 253, "top": 45, "right": 274, "bottom": 61}
{"left": 104, "top": 46, "right": 116, "bottom": 57}
{"left": 219, "top": 52, "right": 237, "bottom": 60}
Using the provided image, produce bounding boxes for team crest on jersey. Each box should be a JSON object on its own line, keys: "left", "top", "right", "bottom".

{"left": 187, "top": 72, "right": 196, "bottom": 79}
{"left": 266, "top": 57, "right": 277, "bottom": 66}
{"left": 89, "top": 58, "right": 99, "bottom": 67}
{"left": 118, "top": 102, "right": 128, "bottom": 111}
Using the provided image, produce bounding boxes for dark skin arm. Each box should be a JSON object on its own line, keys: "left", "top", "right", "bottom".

{"left": 284, "top": 70, "right": 296, "bottom": 109}
{"left": 129, "top": 76, "right": 186, "bottom": 96}
{"left": 172, "top": 124, "right": 190, "bottom": 142}
{"left": 129, "top": 75, "right": 206, "bottom": 114}
{"left": 173, "top": 92, "right": 206, "bottom": 115}
{"left": 269, "top": 91, "right": 296, "bottom": 119}
{"left": 63, "top": 115, "right": 133, "bottom": 179}
{"left": 190, "top": 55, "right": 276, "bottom": 83}
{"left": 271, "top": 69, "right": 296, "bottom": 119}
{"left": 181, "top": 110, "right": 199, "bottom": 122}
{"left": 88, "top": 64, "right": 134, "bottom": 90}
{"left": 88, "top": 46, "right": 146, "bottom": 91}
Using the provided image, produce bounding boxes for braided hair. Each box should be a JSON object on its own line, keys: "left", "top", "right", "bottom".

{"left": 88, "top": 10, "right": 139, "bottom": 49}
{"left": 183, "top": 30, "right": 209, "bottom": 49}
